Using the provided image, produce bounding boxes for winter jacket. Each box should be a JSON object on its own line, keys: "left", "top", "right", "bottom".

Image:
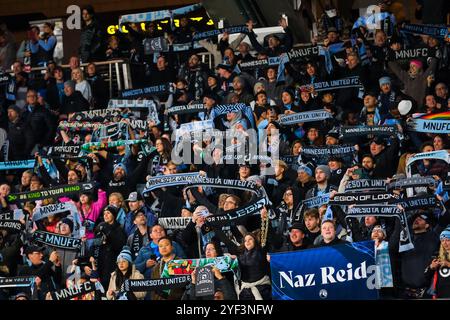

{"left": 22, "top": 104, "right": 55, "bottom": 154}
{"left": 95, "top": 221, "right": 127, "bottom": 290}
{"left": 79, "top": 19, "right": 106, "bottom": 62}
{"left": 61, "top": 91, "right": 90, "bottom": 114}
{"left": 7, "top": 117, "right": 28, "bottom": 160}
{"left": 107, "top": 265, "right": 145, "bottom": 300}
{"left": 17, "top": 260, "right": 62, "bottom": 300}
{"left": 134, "top": 241, "right": 186, "bottom": 278}
{"left": 388, "top": 58, "right": 437, "bottom": 106}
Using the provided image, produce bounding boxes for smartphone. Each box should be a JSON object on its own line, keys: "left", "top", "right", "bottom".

{"left": 79, "top": 226, "right": 86, "bottom": 238}
{"left": 150, "top": 254, "right": 157, "bottom": 261}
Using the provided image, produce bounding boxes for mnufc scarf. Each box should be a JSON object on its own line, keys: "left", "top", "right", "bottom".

{"left": 119, "top": 3, "right": 202, "bottom": 27}
{"left": 50, "top": 280, "right": 103, "bottom": 300}
{"left": 400, "top": 23, "right": 449, "bottom": 38}
{"left": 193, "top": 25, "right": 249, "bottom": 41}
{"left": 407, "top": 119, "right": 450, "bottom": 134}
{"left": 47, "top": 145, "right": 82, "bottom": 159}
{"left": 303, "top": 193, "right": 330, "bottom": 208}
{"left": 0, "top": 159, "right": 35, "bottom": 171}
{"left": 393, "top": 195, "right": 437, "bottom": 211}
{"left": 347, "top": 205, "right": 414, "bottom": 252}
{"left": 205, "top": 196, "right": 269, "bottom": 227}
{"left": 339, "top": 125, "right": 398, "bottom": 138}
{"left": 0, "top": 220, "right": 24, "bottom": 232}
{"left": 0, "top": 276, "right": 35, "bottom": 288}
{"left": 345, "top": 179, "right": 387, "bottom": 192}
{"left": 345, "top": 205, "right": 414, "bottom": 252}
{"left": 300, "top": 144, "right": 357, "bottom": 166}
{"left": 7, "top": 182, "right": 94, "bottom": 203}
{"left": 167, "top": 103, "right": 206, "bottom": 115}
{"left": 120, "top": 83, "right": 172, "bottom": 99}
{"left": 329, "top": 191, "right": 401, "bottom": 205}
{"left": 70, "top": 108, "right": 122, "bottom": 122}
{"left": 307, "top": 76, "right": 362, "bottom": 92}
{"left": 406, "top": 150, "right": 450, "bottom": 169}
{"left": 32, "top": 202, "right": 78, "bottom": 222}
{"left": 143, "top": 172, "right": 200, "bottom": 193}
{"left": 279, "top": 110, "right": 332, "bottom": 125}
{"left": 121, "top": 276, "right": 191, "bottom": 292}
{"left": 386, "top": 176, "right": 437, "bottom": 190}
{"left": 32, "top": 230, "right": 81, "bottom": 250}
{"left": 347, "top": 204, "right": 402, "bottom": 217}
{"left": 161, "top": 255, "right": 239, "bottom": 278}
{"left": 81, "top": 139, "right": 147, "bottom": 152}
{"left": 387, "top": 47, "right": 429, "bottom": 61}
{"left": 108, "top": 99, "right": 156, "bottom": 109}
{"left": 158, "top": 217, "right": 192, "bottom": 230}
{"left": 184, "top": 177, "right": 260, "bottom": 194}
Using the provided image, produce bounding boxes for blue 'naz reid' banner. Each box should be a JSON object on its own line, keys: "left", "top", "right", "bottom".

{"left": 270, "top": 241, "right": 379, "bottom": 300}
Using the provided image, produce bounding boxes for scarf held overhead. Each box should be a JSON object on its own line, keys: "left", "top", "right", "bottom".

{"left": 7, "top": 183, "right": 94, "bottom": 203}
{"left": 32, "top": 230, "right": 82, "bottom": 250}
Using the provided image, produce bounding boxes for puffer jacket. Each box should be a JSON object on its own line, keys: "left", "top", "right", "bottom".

{"left": 106, "top": 265, "right": 145, "bottom": 300}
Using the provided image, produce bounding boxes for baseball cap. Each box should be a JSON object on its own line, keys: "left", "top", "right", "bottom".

{"left": 289, "top": 222, "right": 306, "bottom": 233}
{"left": 126, "top": 191, "right": 143, "bottom": 202}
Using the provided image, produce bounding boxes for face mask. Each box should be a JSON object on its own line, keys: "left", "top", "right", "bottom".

{"left": 326, "top": 9, "right": 337, "bottom": 18}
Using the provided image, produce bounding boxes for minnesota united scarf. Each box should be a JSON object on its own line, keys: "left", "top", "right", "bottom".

{"left": 406, "top": 150, "right": 450, "bottom": 169}
{"left": 346, "top": 204, "right": 414, "bottom": 252}
{"left": 329, "top": 191, "right": 401, "bottom": 205}
{"left": 303, "top": 193, "right": 330, "bottom": 208}
{"left": 279, "top": 110, "right": 332, "bottom": 125}
{"left": 300, "top": 144, "right": 358, "bottom": 166}
{"left": 345, "top": 179, "right": 387, "bottom": 192}
{"left": 143, "top": 172, "right": 200, "bottom": 194}
{"left": 119, "top": 4, "right": 202, "bottom": 27}
{"left": 167, "top": 103, "right": 206, "bottom": 115}
{"left": 305, "top": 76, "right": 363, "bottom": 92}
{"left": 400, "top": 23, "right": 449, "bottom": 39}
{"left": 386, "top": 176, "right": 437, "bottom": 190}
{"left": 0, "top": 159, "right": 35, "bottom": 171}
{"left": 184, "top": 177, "right": 260, "bottom": 194}
{"left": 121, "top": 276, "right": 192, "bottom": 292}
{"left": 7, "top": 182, "right": 95, "bottom": 203}
{"left": 120, "top": 84, "right": 172, "bottom": 99}
{"left": 393, "top": 194, "right": 438, "bottom": 211}
{"left": 339, "top": 125, "right": 398, "bottom": 138}
{"left": 32, "top": 230, "right": 81, "bottom": 250}
{"left": 193, "top": 25, "right": 249, "bottom": 41}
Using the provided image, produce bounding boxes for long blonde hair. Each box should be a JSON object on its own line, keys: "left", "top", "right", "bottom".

{"left": 439, "top": 244, "right": 450, "bottom": 262}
